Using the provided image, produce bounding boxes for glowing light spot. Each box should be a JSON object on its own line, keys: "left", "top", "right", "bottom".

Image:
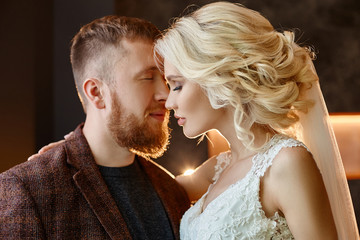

{"left": 183, "top": 169, "right": 195, "bottom": 176}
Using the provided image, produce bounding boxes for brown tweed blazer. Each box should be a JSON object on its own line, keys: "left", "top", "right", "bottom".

{"left": 0, "top": 125, "right": 190, "bottom": 239}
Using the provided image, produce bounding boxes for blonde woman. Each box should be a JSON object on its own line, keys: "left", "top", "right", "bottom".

{"left": 155, "top": 1, "right": 358, "bottom": 239}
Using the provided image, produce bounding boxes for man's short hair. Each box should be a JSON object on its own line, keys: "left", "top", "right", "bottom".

{"left": 70, "top": 16, "right": 160, "bottom": 111}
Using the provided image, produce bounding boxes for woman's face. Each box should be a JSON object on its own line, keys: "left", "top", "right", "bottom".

{"left": 164, "top": 60, "right": 225, "bottom": 138}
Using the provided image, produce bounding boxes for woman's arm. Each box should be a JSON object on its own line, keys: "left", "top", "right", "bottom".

{"left": 175, "top": 154, "right": 219, "bottom": 202}
{"left": 270, "top": 146, "right": 337, "bottom": 239}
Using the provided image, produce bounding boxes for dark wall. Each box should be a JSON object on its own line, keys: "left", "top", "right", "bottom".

{"left": 0, "top": 0, "right": 53, "bottom": 171}
{"left": 1, "top": 0, "right": 359, "bottom": 175}
{"left": 53, "top": 0, "right": 113, "bottom": 140}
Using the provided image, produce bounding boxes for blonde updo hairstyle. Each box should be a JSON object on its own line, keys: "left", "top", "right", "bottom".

{"left": 155, "top": 1, "right": 316, "bottom": 150}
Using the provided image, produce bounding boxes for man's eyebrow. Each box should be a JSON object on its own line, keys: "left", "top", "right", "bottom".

{"left": 134, "top": 66, "right": 158, "bottom": 78}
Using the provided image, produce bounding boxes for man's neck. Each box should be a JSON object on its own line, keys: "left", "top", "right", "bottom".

{"left": 82, "top": 120, "right": 135, "bottom": 167}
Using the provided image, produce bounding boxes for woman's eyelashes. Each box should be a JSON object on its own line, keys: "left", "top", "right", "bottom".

{"left": 171, "top": 81, "right": 183, "bottom": 91}
{"left": 167, "top": 78, "right": 184, "bottom": 91}
{"left": 173, "top": 85, "right": 183, "bottom": 91}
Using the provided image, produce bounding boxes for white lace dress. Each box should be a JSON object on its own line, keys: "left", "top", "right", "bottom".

{"left": 180, "top": 135, "right": 308, "bottom": 239}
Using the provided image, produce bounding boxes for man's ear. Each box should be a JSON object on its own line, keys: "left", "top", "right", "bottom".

{"left": 83, "top": 78, "right": 106, "bottom": 109}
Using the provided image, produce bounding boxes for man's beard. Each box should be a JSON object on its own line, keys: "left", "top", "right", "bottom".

{"left": 106, "top": 92, "right": 170, "bottom": 159}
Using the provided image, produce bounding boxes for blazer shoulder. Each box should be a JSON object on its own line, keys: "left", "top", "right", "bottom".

{"left": 0, "top": 143, "right": 69, "bottom": 183}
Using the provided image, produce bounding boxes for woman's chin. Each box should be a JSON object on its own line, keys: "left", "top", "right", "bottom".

{"left": 183, "top": 129, "right": 204, "bottom": 139}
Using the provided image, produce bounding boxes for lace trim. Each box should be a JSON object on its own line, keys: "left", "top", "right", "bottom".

{"left": 271, "top": 212, "right": 295, "bottom": 239}
{"left": 212, "top": 151, "right": 231, "bottom": 183}
{"left": 252, "top": 135, "right": 308, "bottom": 177}
{"left": 212, "top": 135, "right": 308, "bottom": 180}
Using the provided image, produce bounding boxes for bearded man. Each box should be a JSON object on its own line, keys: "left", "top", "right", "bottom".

{"left": 0, "top": 16, "right": 190, "bottom": 240}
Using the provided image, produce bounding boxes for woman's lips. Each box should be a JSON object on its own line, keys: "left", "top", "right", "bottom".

{"left": 177, "top": 118, "right": 186, "bottom": 126}
{"left": 174, "top": 114, "right": 186, "bottom": 126}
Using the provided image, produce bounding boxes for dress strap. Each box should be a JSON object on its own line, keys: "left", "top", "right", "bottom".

{"left": 252, "top": 135, "right": 309, "bottom": 177}
{"left": 212, "top": 151, "right": 231, "bottom": 183}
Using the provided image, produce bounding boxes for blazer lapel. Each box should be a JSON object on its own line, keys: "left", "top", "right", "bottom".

{"left": 138, "top": 157, "right": 190, "bottom": 240}
{"left": 65, "top": 125, "right": 132, "bottom": 240}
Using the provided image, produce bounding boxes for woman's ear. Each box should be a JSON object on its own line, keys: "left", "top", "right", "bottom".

{"left": 83, "top": 78, "right": 106, "bottom": 109}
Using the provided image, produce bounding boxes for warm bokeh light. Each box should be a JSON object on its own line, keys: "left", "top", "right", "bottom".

{"left": 330, "top": 114, "right": 360, "bottom": 124}
{"left": 330, "top": 113, "right": 360, "bottom": 179}
{"left": 183, "top": 169, "right": 195, "bottom": 176}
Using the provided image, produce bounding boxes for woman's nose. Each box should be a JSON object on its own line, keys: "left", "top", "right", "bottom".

{"left": 165, "top": 92, "right": 176, "bottom": 110}
{"left": 154, "top": 77, "right": 169, "bottom": 103}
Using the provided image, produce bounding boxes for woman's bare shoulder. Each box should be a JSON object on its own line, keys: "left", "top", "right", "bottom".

{"left": 270, "top": 144, "right": 316, "bottom": 177}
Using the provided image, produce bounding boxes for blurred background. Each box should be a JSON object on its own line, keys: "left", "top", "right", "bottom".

{"left": 1, "top": 0, "right": 359, "bottom": 230}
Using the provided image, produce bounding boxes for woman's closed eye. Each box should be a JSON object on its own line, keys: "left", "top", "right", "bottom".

{"left": 166, "top": 76, "right": 184, "bottom": 91}
{"left": 173, "top": 85, "right": 183, "bottom": 91}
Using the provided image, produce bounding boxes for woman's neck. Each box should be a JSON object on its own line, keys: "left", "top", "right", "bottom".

{"left": 218, "top": 115, "right": 275, "bottom": 163}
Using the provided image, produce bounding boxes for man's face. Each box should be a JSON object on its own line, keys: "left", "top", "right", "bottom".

{"left": 106, "top": 39, "right": 170, "bottom": 158}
